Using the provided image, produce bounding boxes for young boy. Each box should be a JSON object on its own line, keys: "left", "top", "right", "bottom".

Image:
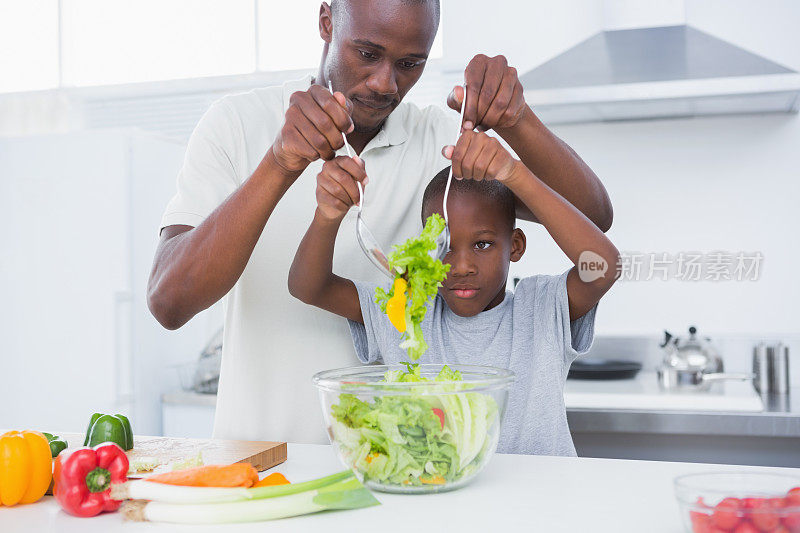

{"left": 288, "top": 130, "right": 620, "bottom": 456}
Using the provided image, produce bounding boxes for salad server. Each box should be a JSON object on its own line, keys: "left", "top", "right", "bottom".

{"left": 433, "top": 83, "right": 468, "bottom": 262}
{"left": 328, "top": 81, "right": 393, "bottom": 279}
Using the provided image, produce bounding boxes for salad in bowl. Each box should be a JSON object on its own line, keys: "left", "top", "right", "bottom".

{"left": 313, "top": 363, "right": 514, "bottom": 494}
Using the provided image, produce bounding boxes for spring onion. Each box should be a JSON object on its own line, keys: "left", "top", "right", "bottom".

{"left": 128, "top": 456, "right": 160, "bottom": 475}
{"left": 169, "top": 451, "right": 203, "bottom": 471}
{"left": 117, "top": 470, "right": 379, "bottom": 524}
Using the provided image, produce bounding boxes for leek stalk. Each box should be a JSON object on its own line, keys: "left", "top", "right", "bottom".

{"left": 119, "top": 470, "right": 379, "bottom": 524}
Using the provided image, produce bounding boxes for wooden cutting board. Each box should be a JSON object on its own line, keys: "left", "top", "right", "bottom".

{"left": 29, "top": 433, "right": 286, "bottom": 495}
{"left": 56, "top": 433, "right": 287, "bottom": 474}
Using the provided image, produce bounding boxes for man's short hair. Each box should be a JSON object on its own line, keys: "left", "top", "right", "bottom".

{"left": 331, "top": 0, "right": 441, "bottom": 20}
{"left": 422, "top": 166, "right": 516, "bottom": 231}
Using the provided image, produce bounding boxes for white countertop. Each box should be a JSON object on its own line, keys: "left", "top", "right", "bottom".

{"left": 565, "top": 371, "right": 763, "bottom": 412}
{"left": 4, "top": 443, "right": 799, "bottom": 532}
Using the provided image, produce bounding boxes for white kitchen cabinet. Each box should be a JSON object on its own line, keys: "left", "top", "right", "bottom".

{"left": 0, "top": 130, "right": 215, "bottom": 434}
{"left": 161, "top": 392, "right": 216, "bottom": 438}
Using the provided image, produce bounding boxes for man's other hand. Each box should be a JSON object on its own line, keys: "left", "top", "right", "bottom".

{"left": 447, "top": 54, "right": 526, "bottom": 133}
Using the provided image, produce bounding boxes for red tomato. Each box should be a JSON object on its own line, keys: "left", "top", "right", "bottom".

{"left": 691, "top": 510, "right": 711, "bottom": 533}
{"left": 713, "top": 498, "right": 744, "bottom": 530}
{"left": 787, "top": 488, "right": 800, "bottom": 507}
{"left": 783, "top": 512, "right": 800, "bottom": 532}
{"left": 743, "top": 498, "right": 765, "bottom": 509}
{"left": 431, "top": 408, "right": 445, "bottom": 430}
{"left": 749, "top": 498, "right": 782, "bottom": 531}
{"left": 734, "top": 522, "right": 761, "bottom": 533}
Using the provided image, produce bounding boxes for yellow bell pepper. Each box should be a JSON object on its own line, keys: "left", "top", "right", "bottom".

{"left": 0, "top": 430, "right": 52, "bottom": 506}
{"left": 386, "top": 277, "right": 408, "bottom": 333}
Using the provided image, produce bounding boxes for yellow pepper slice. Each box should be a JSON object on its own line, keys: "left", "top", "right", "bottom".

{"left": 0, "top": 430, "right": 52, "bottom": 506}
{"left": 386, "top": 278, "right": 408, "bottom": 333}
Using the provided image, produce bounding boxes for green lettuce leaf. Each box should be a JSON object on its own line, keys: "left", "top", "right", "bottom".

{"left": 375, "top": 214, "right": 450, "bottom": 360}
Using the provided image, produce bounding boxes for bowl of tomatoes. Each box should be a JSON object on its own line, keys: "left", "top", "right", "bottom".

{"left": 674, "top": 472, "right": 800, "bottom": 532}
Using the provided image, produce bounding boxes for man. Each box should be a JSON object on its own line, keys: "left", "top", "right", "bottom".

{"left": 147, "top": 0, "right": 613, "bottom": 443}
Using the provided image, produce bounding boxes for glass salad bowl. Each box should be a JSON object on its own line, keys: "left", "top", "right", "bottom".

{"left": 313, "top": 364, "right": 514, "bottom": 494}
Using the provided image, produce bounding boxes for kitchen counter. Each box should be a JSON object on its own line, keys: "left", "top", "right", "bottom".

{"left": 566, "top": 375, "right": 800, "bottom": 438}
{"left": 4, "top": 443, "right": 800, "bottom": 532}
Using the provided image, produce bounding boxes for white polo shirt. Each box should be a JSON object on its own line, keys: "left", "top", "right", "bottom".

{"left": 161, "top": 75, "right": 456, "bottom": 443}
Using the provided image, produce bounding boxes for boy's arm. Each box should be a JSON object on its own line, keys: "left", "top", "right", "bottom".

{"left": 448, "top": 131, "right": 620, "bottom": 320}
{"left": 506, "top": 163, "right": 620, "bottom": 320}
{"left": 287, "top": 156, "right": 366, "bottom": 324}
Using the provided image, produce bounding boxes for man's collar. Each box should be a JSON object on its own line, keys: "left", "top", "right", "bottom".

{"left": 363, "top": 103, "right": 408, "bottom": 153}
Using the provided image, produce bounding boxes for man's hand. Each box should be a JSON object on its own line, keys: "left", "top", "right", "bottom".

{"left": 447, "top": 54, "right": 526, "bottom": 133}
{"left": 272, "top": 85, "right": 355, "bottom": 174}
{"left": 443, "top": 130, "right": 521, "bottom": 185}
{"left": 316, "top": 156, "right": 368, "bottom": 220}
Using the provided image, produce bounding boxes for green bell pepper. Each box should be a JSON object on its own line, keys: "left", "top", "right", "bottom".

{"left": 83, "top": 413, "right": 133, "bottom": 450}
{"left": 41, "top": 432, "right": 68, "bottom": 457}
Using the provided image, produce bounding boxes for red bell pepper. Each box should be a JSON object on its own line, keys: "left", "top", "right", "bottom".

{"left": 53, "top": 442, "right": 129, "bottom": 517}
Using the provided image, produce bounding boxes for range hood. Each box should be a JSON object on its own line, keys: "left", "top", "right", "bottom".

{"left": 520, "top": 25, "right": 800, "bottom": 124}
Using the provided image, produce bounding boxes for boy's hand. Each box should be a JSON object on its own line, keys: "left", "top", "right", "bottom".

{"left": 443, "top": 130, "right": 522, "bottom": 185}
{"left": 316, "top": 156, "right": 368, "bottom": 220}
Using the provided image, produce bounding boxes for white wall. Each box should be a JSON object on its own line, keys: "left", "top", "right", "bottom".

{"left": 686, "top": 0, "right": 800, "bottom": 72}
{"left": 442, "top": 0, "right": 603, "bottom": 74}
{"left": 603, "top": 0, "right": 685, "bottom": 30}
{"left": 511, "top": 112, "right": 800, "bottom": 337}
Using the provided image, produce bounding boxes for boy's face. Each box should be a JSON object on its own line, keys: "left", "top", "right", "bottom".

{"left": 423, "top": 190, "right": 526, "bottom": 317}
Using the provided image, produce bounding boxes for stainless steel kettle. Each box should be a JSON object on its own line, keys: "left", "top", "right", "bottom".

{"left": 657, "top": 326, "right": 751, "bottom": 391}
{"left": 660, "top": 326, "right": 723, "bottom": 372}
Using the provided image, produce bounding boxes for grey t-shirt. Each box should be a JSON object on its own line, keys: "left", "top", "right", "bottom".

{"left": 347, "top": 270, "right": 597, "bottom": 456}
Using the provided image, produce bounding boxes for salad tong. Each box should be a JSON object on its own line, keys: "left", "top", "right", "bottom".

{"left": 328, "top": 81, "right": 393, "bottom": 279}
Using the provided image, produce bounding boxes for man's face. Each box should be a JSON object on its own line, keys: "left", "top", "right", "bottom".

{"left": 423, "top": 191, "right": 525, "bottom": 317}
{"left": 321, "top": 0, "right": 438, "bottom": 134}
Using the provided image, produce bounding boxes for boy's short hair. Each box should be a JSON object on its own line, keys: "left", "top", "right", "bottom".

{"left": 421, "top": 166, "right": 516, "bottom": 231}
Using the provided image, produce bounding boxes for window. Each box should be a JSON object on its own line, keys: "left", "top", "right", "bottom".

{"left": 257, "top": 0, "right": 321, "bottom": 71}
{"left": 60, "top": 0, "right": 256, "bottom": 86}
{"left": 1, "top": 0, "right": 444, "bottom": 91}
{"left": 0, "top": 0, "right": 59, "bottom": 93}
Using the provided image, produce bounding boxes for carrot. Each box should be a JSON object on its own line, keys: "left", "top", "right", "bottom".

{"left": 145, "top": 464, "right": 260, "bottom": 488}
{"left": 252, "top": 473, "right": 290, "bottom": 487}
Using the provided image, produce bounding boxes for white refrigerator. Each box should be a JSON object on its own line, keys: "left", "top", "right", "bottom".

{"left": 0, "top": 129, "right": 219, "bottom": 435}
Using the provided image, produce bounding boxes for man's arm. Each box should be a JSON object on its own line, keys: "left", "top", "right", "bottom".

{"left": 148, "top": 149, "right": 298, "bottom": 329}
{"left": 447, "top": 55, "right": 614, "bottom": 232}
{"left": 147, "top": 86, "right": 355, "bottom": 330}
{"left": 287, "top": 156, "right": 365, "bottom": 323}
